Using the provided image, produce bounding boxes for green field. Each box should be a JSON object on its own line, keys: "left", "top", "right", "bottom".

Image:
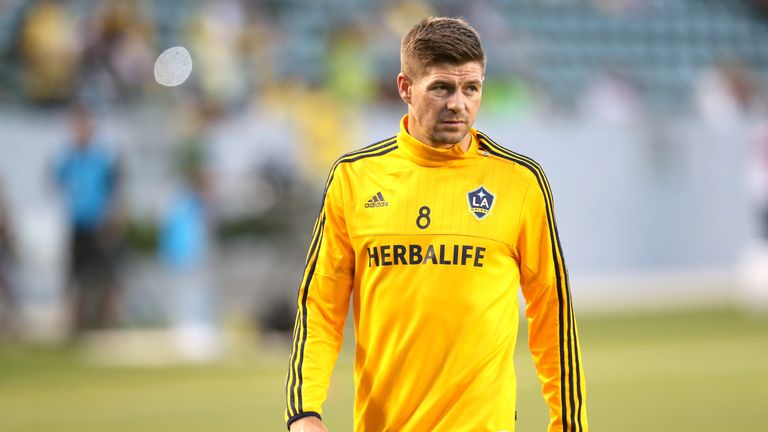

{"left": 1, "top": 306, "right": 767, "bottom": 431}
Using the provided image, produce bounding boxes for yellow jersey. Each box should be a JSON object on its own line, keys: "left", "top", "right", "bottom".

{"left": 285, "top": 116, "right": 588, "bottom": 432}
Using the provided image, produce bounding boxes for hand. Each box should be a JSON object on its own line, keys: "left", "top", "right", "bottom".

{"left": 289, "top": 416, "right": 328, "bottom": 432}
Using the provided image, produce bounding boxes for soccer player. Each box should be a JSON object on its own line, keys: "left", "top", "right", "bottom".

{"left": 285, "top": 17, "right": 588, "bottom": 432}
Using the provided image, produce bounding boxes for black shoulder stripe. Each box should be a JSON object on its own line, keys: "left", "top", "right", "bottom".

{"left": 477, "top": 132, "right": 583, "bottom": 432}
{"left": 344, "top": 135, "right": 397, "bottom": 157}
{"left": 322, "top": 137, "right": 397, "bottom": 193}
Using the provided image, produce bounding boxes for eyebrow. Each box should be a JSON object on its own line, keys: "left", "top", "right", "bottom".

{"left": 428, "top": 79, "right": 453, "bottom": 86}
{"left": 428, "top": 79, "right": 483, "bottom": 87}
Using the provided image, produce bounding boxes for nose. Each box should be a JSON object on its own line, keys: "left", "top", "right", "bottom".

{"left": 446, "top": 91, "right": 466, "bottom": 113}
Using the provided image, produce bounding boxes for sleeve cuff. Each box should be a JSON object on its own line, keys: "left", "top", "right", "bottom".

{"left": 286, "top": 411, "right": 322, "bottom": 430}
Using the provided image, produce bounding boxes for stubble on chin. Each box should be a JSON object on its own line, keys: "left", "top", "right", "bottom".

{"left": 430, "top": 127, "right": 468, "bottom": 147}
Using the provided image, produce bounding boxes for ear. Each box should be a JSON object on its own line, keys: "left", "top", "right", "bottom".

{"left": 397, "top": 73, "right": 412, "bottom": 104}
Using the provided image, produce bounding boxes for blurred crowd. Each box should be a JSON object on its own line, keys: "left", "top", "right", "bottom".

{"left": 1, "top": 0, "right": 768, "bottom": 353}
{"left": 3, "top": 0, "right": 416, "bottom": 110}
{"left": 1, "top": 0, "right": 765, "bottom": 111}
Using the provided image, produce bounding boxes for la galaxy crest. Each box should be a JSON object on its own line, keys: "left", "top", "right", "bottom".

{"left": 467, "top": 185, "right": 495, "bottom": 220}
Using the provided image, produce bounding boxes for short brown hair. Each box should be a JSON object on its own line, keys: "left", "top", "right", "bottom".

{"left": 400, "top": 17, "right": 485, "bottom": 78}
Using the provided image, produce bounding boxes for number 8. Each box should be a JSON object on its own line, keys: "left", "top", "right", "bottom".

{"left": 416, "top": 206, "right": 431, "bottom": 229}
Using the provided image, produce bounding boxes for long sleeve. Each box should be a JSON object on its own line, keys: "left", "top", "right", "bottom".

{"left": 517, "top": 174, "right": 588, "bottom": 432}
{"left": 285, "top": 165, "right": 355, "bottom": 428}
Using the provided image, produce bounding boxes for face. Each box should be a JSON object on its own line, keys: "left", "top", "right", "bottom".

{"left": 398, "top": 61, "right": 484, "bottom": 148}
{"left": 71, "top": 110, "right": 94, "bottom": 148}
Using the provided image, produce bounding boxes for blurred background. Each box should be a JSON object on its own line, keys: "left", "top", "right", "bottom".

{"left": 1, "top": 0, "right": 768, "bottom": 431}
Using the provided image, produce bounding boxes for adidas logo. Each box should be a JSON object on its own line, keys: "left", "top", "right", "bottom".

{"left": 364, "top": 192, "right": 389, "bottom": 208}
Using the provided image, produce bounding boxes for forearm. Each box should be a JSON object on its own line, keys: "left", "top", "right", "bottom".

{"left": 525, "top": 286, "right": 588, "bottom": 432}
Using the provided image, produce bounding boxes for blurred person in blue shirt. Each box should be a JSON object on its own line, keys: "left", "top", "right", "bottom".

{"left": 159, "top": 119, "right": 220, "bottom": 361}
{"left": 53, "top": 104, "right": 123, "bottom": 335}
{"left": 160, "top": 180, "right": 208, "bottom": 272}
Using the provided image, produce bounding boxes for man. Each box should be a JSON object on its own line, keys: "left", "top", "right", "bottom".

{"left": 285, "top": 17, "right": 588, "bottom": 432}
{"left": 54, "top": 104, "right": 122, "bottom": 334}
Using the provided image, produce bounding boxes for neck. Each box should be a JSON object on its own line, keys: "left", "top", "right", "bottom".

{"left": 405, "top": 113, "right": 472, "bottom": 152}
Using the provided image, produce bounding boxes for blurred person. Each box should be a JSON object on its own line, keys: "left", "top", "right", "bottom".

{"left": 741, "top": 95, "right": 768, "bottom": 313}
{"left": 327, "top": 23, "right": 376, "bottom": 107}
{"left": 695, "top": 60, "right": 764, "bottom": 127}
{"left": 159, "top": 107, "right": 220, "bottom": 362}
{"left": 53, "top": 104, "right": 123, "bottom": 335}
{"left": 159, "top": 167, "right": 220, "bottom": 361}
{"left": 0, "top": 180, "right": 19, "bottom": 340}
{"left": 185, "top": 0, "right": 248, "bottom": 111}
{"left": 19, "top": 0, "right": 80, "bottom": 104}
{"left": 381, "top": 0, "right": 433, "bottom": 36}
{"left": 240, "top": 2, "right": 279, "bottom": 100}
{"left": 741, "top": 118, "right": 768, "bottom": 311}
{"left": 80, "top": 0, "right": 155, "bottom": 104}
{"left": 294, "top": 85, "right": 359, "bottom": 181}
{"left": 285, "top": 17, "right": 588, "bottom": 432}
{"left": 749, "top": 120, "right": 768, "bottom": 239}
